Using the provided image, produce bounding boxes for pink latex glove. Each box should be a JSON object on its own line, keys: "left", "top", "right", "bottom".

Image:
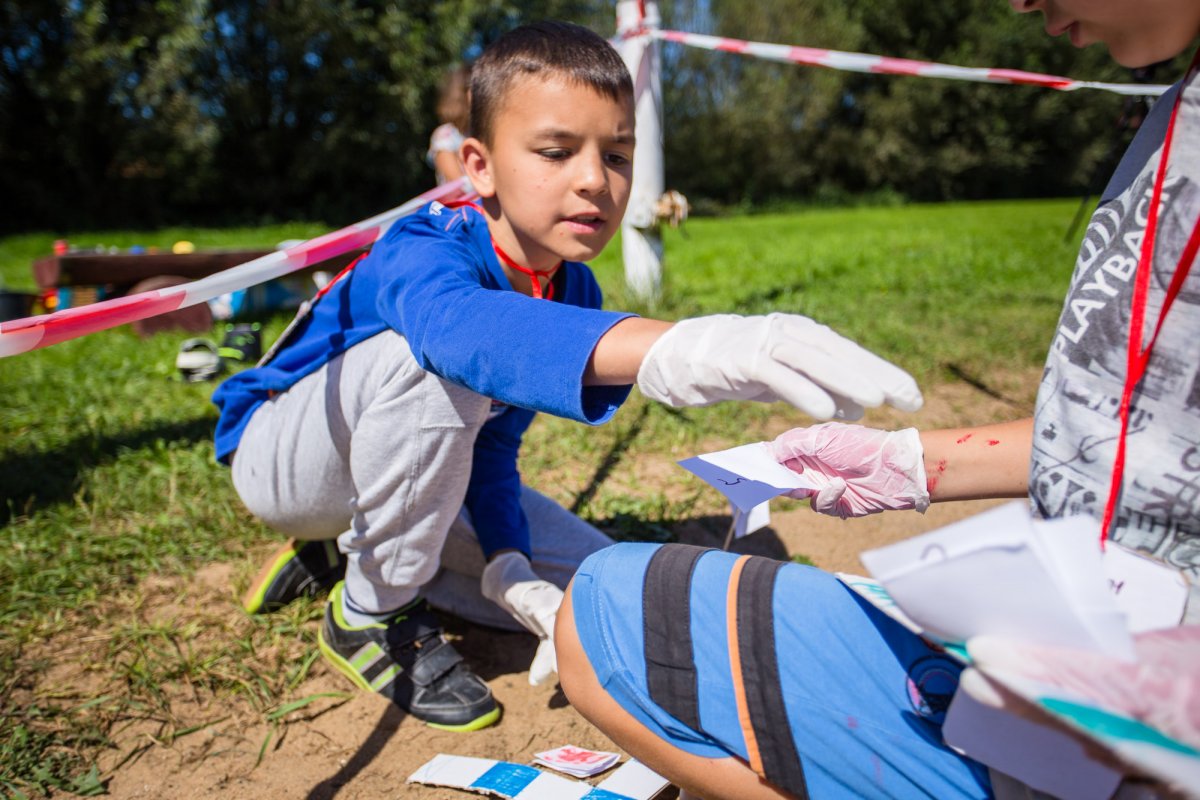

{"left": 770, "top": 422, "right": 929, "bottom": 518}
{"left": 966, "top": 626, "right": 1200, "bottom": 751}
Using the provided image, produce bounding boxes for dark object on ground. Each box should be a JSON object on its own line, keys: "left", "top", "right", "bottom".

{"left": 175, "top": 338, "right": 223, "bottom": 382}
{"left": 219, "top": 322, "right": 264, "bottom": 364}
{"left": 319, "top": 583, "right": 500, "bottom": 730}
{"left": 127, "top": 276, "right": 213, "bottom": 337}
{"left": 0, "top": 291, "right": 37, "bottom": 321}
{"left": 32, "top": 250, "right": 273, "bottom": 289}
{"left": 242, "top": 538, "right": 346, "bottom": 614}
{"left": 32, "top": 247, "right": 368, "bottom": 336}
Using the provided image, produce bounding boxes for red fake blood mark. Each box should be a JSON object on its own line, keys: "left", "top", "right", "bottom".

{"left": 955, "top": 434, "right": 973, "bottom": 444}
{"left": 927, "top": 459, "right": 948, "bottom": 494}
{"left": 847, "top": 715, "right": 859, "bottom": 730}
{"left": 987, "top": 440, "right": 1000, "bottom": 446}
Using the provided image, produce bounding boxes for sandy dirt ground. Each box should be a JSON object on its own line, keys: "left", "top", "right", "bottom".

{"left": 41, "top": 370, "right": 1039, "bottom": 799}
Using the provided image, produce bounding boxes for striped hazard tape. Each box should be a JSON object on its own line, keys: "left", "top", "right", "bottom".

{"left": 0, "top": 177, "right": 479, "bottom": 358}
{"left": 649, "top": 29, "right": 1170, "bottom": 97}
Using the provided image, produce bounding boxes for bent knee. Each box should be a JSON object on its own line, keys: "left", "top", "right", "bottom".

{"left": 555, "top": 579, "right": 598, "bottom": 711}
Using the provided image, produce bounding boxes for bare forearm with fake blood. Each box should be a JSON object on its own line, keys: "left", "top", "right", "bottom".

{"left": 920, "top": 418, "right": 1033, "bottom": 502}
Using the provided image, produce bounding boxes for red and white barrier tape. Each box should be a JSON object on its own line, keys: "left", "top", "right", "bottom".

{"left": 652, "top": 29, "right": 1170, "bottom": 97}
{"left": 0, "top": 178, "right": 479, "bottom": 358}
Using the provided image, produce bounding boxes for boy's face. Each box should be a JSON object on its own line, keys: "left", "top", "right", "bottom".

{"left": 463, "top": 76, "right": 635, "bottom": 272}
{"left": 1010, "top": 0, "right": 1200, "bottom": 67}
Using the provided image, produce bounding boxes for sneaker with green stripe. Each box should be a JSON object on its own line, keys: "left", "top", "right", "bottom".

{"left": 318, "top": 582, "right": 500, "bottom": 731}
{"left": 242, "top": 538, "right": 346, "bottom": 614}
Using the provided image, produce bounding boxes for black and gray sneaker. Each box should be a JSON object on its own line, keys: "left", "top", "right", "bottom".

{"left": 242, "top": 538, "right": 347, "bottom": 614}
{"left": 318, "top": 582, "right": 500, "bottom": 731}
{"left": 218, "top": 322, "right": 263, "bottom": 363}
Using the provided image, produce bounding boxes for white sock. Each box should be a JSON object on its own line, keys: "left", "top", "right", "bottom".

{"left": 339, "top": 587, "right": 416, "bottom": 628}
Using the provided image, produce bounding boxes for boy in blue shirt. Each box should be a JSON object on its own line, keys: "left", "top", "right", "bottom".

{"left": 215, "top": 21, "right": 923, "bottom": 732}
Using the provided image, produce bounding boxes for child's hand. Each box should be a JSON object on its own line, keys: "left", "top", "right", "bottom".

{"left": 770, "top": 422, "right": 929, "bottom": 518}
{"left": 636, "top": 313, "right": 922, "bottom": 420}
{"left": 480, "top": 551, "right": 563, "bottom": 686}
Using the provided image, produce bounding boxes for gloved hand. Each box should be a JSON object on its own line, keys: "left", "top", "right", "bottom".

{"left": 964, "top": 627, "right": 1200, "bottom": 751}
{"left": 480, "top": 551, "right": 563, "bottom": 686}
{"left": 770, "top": 422, "right": 929, "bottom": 518}
{"left": 636, "top": 313, "right": 923, "bottom": 420}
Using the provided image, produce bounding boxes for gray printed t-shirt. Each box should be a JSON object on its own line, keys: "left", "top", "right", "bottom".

{"left": 1029, "top": 68, "right": 1200, "bottom": 594}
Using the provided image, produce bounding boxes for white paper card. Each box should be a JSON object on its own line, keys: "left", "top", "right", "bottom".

{"left": 407, "top": 753, "right": 495, "bottom": 788}
{"left": 1102, "top": 543, "right": 1188, "bottom": 632}
{"left": 594, "top": 760, "right": 671, "bottom": 800}
{"left": 678, "top": 442, "right": 817, "bottom": 513}
{"left": 517, "top": 773, "right": 592, "bottom": 800}
{"left": 697, "top": 442, "right": 811, "bottom": 489}
{"left": 860, "top": 502, "right": 1135, "bottom": 661}
{"left": 733, "top": 501, "right": 771, "bottom": 538}
{"left": 406, "top": 755, "right": 591, "bottom": 800}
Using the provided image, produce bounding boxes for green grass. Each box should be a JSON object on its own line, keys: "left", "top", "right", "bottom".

{"left": 0, "top": 199, "right": 1079, "bottom": 794}
{"left": 591, "top": 198, "right": 1078, "bottom": 381}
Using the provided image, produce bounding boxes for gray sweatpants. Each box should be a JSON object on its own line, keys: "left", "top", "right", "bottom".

{"left": 231, "top": 330, "right": 612, "bottom": 629}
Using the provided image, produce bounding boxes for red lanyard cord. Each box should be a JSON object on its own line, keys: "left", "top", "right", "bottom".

{"left": 313, "top": 252, "right": 370, "bottom": 300}
{"left": 311, "top": 204, "right": 561, "bottom": 309}
{"left": 1099, "top": 54, "right": 1200, "bottom": 546}
{"left": 447, "top": 200, "right": 561, "bottom": 300}
{"left": 490, "top": 236, "right": 561, "bottom": 301}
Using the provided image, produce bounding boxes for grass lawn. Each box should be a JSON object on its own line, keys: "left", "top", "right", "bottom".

{"left": 0, "top": 198, "right": 1080, "bottom": 795}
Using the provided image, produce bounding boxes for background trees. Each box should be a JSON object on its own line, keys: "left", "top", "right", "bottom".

{"left": 0, "top": 0, "right": 1174, "bottom": 232}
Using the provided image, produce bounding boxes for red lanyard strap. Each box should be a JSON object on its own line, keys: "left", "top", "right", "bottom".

{"left": 1100, "top": 54, "right": 1200, "bottom": 546}
{"left": 448, "top": 201, "right": 561, "bottom": 300}
{"left": 490, "top": 236, "right": 561, "bottom": 301}
{"left": 314, "top": 252, "right": 370, "bottom": 300}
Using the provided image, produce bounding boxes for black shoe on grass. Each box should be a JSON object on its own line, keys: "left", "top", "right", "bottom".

{"left": 318, "top": 582, "right": 500, "bottom": 731}
{"left": 242, "top": 538, "right": 346, "bottom": 614}
{"left": 218, "top": 322, "right": 263, "bottom": 363}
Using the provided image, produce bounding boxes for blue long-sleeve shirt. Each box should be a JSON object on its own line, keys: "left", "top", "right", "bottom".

{"left": 213, "top": 201, "right": 635, "bottom": 556}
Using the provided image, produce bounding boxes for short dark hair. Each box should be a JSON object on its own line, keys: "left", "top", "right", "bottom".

{"left": 470, "top": 21, "right": 633, "bottom": 145}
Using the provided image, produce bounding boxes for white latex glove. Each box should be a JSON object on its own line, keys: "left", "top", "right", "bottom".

{"left": 480, "top": 551, "right": 563, "bottom": 686}
{"left": 636, "top": 313, "right": 923, "bottom": 420}
{"left": 770, "top": 422, "right": 929, "bottom": 518}
{"left": 965, "top": 628, "right": 1200, "bottom": 751}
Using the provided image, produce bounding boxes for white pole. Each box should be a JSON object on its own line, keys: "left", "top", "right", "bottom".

{"left": 615, "top": 0, "right": 664, "bottom": 303}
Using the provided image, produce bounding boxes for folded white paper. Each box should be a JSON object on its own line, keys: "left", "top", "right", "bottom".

{"left": 407, "top": 754, "right": 669, "bottom": 800}
{"left": 533, "top": 745, "right": 620, "bottom": 778}
{"left": 732, "top": 500, "right": 771, "bottom": 539}
{"left": 860, "top": 501, "right": 1136, "bottom": 661}
{"left": 678, "top": 441, "right": 817, "bottom": 514}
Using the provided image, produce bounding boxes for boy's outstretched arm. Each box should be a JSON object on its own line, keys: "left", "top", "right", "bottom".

{"left": 770, "top": 418, "right": 1033, "bottom": 518}
{"left": 583, "top": 317, "right": 674, "bottom": 384}
{"left": 584, "top": 313, "right": 924, "bottom": 420}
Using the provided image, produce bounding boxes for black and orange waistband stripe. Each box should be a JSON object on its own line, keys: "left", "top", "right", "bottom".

{"left": 642, "top": 544, "right": 714, "bottom": 730}
{"left": 728, "top": 554, "right": 809, "bottom": 798}
{"left": 726, "top": 556, "right": 760, "bottom": 773}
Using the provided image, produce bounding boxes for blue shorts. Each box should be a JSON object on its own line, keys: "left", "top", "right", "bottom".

{"left": 571, "top": 543, "right": 992, "bottom": 799}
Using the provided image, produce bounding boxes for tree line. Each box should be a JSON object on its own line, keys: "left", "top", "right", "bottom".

{"left": 0, "top": 1, "right": 1176, "bottom": 233}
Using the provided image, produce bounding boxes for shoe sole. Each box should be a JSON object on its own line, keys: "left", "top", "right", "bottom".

{"left": 242, "top": 539, "right": 303, "bottom": 615}
{"left": 317, "top": 626, "right": 500, "bottom": 732}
